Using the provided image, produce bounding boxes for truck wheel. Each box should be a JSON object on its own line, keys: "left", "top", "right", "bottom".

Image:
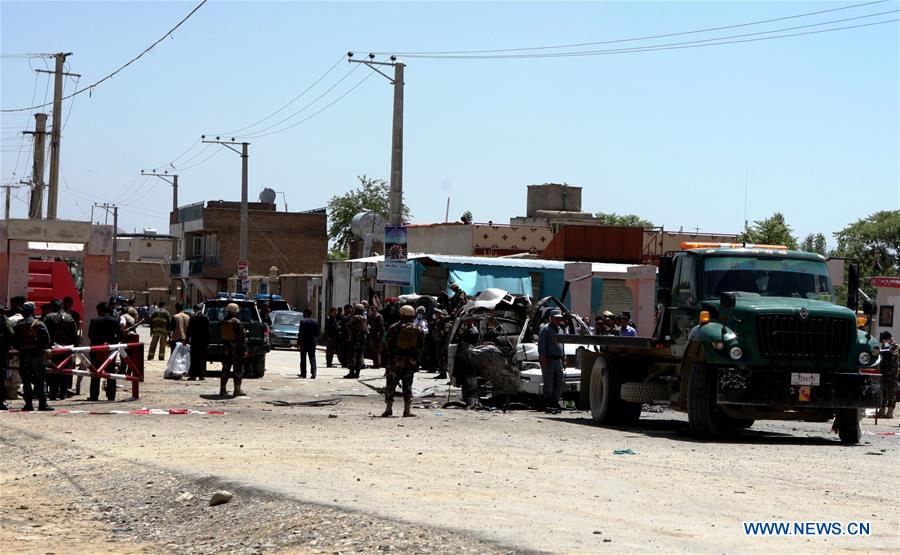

{"left": 589, "top": 357, "right": 641, "bottom": 425}
{"left": 249, "top": 356, "right": 266, "bottom": 379}
{"left": 725, "top": 417, "right": 754, "bottom": 430}
{"left": 688, "top": 362, "right": 723, "bottom": 439}
{"left": 835, "top": 409, "right": 861, "bottom": 444}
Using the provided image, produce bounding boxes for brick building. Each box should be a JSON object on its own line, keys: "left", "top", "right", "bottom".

{"left": 169, "top": 200, "right": 326, "bottom": 304}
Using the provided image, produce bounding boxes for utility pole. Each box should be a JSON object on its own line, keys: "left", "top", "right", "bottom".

{"left": 23, "top": 113, "right": 49, "bottom": 219}
{"left": 201, "top": 136, "right": 250, "bottom": 292}
{"left": 141, "top": 170, "right": 179, "bottom": 260}
{"left": 1, "top": 184, "right": 25, "bottom": 220}
{"left": 94, "top": 203, "right": 119, "bottom": 295}
{"left": 37, "top": 53, "right": 78, "bottom": 220}
{"left": 348, "top": 53, "right": 405, "bottom": 296}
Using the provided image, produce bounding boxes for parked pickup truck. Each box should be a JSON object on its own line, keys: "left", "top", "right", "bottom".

{"left": 558, "top": 243, "right": 882, "bottom": 444}
{"left": 202, "top": 297, "right": 270, "bottom": 378}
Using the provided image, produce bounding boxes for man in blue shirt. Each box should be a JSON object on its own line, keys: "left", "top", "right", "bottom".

{"left": 617, "top": 315, "right": 637, "bottom": 337}
{"left": 538, "top": 309, "right": 565, "bottom": 413}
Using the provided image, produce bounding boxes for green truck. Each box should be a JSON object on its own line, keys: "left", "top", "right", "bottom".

{"left": 559, "top": 243, "right": 882, "bottom": 444}
{"left": 202, "top": 297, "right": 270, "bottom": 378}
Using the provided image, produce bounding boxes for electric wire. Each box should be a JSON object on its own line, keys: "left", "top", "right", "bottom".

{"left": 238, "top": 70, "right": 373, "bottom": 140}
{"left": 1, "top": 0, "right": 209, "bottom": 113}
{"left": 7, "top": 70, "right": 41, "bottom": 183}
{"left": 231, "top": 63, "right": 362, "bottom": 139}
{"left": 377, "top": 0, "right": 891, "bottom": 56}
{"left": 146, "top": 138, "right": 203, "bottom": 172}
{"left": 215, "top": 54, "right": 347, "bottom": 136}
{"left": 173, "top": 145, "right": 223, "bottom": 171}
{"left": 393, "top": 18, "right": 898, "bottom": 59}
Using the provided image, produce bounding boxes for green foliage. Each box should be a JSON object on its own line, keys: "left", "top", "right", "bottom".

{"left": 735, "top": 212, "right": 798, "bottom": 249}
{"left": 833, "top": 210, "right": 900, "bottom": 284}
{"left": 460, "top": 210, "right": 473, "bottom": 224}
{"left": 326, "top": 175, "right": 411, "bottom": 256}
{"left": 327, "top": 249, "right": 349, "bottom": 262}
{"left": 594, "top": 212, "right": 654, "bottom": 228}
{"left": 800, "top": 233, "right": 827, "bottom": 255}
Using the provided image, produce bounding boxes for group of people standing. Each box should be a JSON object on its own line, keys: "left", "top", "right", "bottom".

{"left": 145, "top": 301, "right": 212, "bottom": 383}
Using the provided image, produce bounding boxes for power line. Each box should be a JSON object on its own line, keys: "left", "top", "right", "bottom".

{"left": 173, "top": 145, "right": 223, "bottom": 171}
{"left": 1, "top": 0, "right": 208, "bottom": 113}
{"left": 215, "top": 54, "right": 347, "bottom": 136}
{"left": 378, "top": 0, "right": 891, "bottom": 56}
{"left": 230, "top": 63, "right": 363, "bottom": 139}
{"left": 394, "top": 18, "right": 898, "bottom": 60}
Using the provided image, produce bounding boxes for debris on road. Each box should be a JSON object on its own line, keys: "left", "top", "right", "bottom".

{"left": 208, "top": 490, "right": 234, "bottom": 506}
{"left": 613, "top": 449, "right": 636, "bottom": 455}
{"left": 265, "top": 398, "right": 343, "bottom": 407}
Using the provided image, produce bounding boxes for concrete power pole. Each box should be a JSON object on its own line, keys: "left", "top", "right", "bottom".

{"left": 201, "top": 136, "right": 250, "bottom": 292}
{"left": 141, "top": 170, "right": 179, "bottom": 260}
{"left": 24, "top": 113, "right": 49, "bottom": 219}
{"left": 37, "top": 52, "right": 77, "bottom": 220}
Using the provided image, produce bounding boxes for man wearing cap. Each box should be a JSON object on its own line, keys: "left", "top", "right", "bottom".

{"left": 12, "top": 302, "right": 53, "bottom": 411}
{"left": 539, "top": 309, "right": 566, "bottom": 413}
{"left": 878, "top": 331, "right": 898, "bottom": 419}
{"left": 147, "top": 300, "right": 171, "bottom": 361}
{"left": 218, "top": 302, "right": 247, "bottom": 397}
{"left": 44, "top": 299, "right": 79, "bottom": 401}
{"left": 448, "top": 283, "right": 468, "bottom": 315}
{"left": 344, "top": 304, "right": 368, "bottom": 379}
{"left": 383, "top": 304, "right": 425, "bottom": 417}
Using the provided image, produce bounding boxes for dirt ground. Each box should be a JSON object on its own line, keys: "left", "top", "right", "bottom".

{"left": 2, "top": 328, "right": 899, "bottom": 554}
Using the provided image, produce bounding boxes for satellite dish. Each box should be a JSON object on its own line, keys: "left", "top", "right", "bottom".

{"left": 258, "top": 188, "right": 277, "bottom": 204}
{"left": 350, "top": 211, "right": 385, "bottom": 241}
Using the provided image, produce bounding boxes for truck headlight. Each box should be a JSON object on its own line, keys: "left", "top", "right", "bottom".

{"left": 858, "top": 351, "right": 871, "bottom": 365}
{"left": 729, "top": 346, "right": 743, "bottom": 360}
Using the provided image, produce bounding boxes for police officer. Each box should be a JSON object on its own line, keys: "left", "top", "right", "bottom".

{"left": 448, "top": 283, "right": 468, "bottom": 315}
{"left": 219, "top": 303, "right": 247, "bottom": 398}
{"left": 43, "top": 299, "right": 79, "bottom": 400}
{"left": 431, "top": 310, "right": 451, "bottom": 380}
{"left": 324, "top": 307, "right": 339, "bottom": 368}
{"left": 538, "top": 309, "right": 565, "bottom": 413}
{"left": 382, "top": 304, "right": 424, "bottom": 417}
{"left": 12, "top": 302, "right": 53, "bottom": 411}
{"left": 878, "top": 331, "right": 898, "bottom": 419}
{"left": 87, "top": 302, "right": 123, "bottom": 401}
{"left": 344, "top": 304, "right": 368, "bottom": 379}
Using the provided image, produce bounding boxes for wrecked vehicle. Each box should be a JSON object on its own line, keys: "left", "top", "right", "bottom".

{"left": 446, "top": 288, "right": 592, "bottom": 405}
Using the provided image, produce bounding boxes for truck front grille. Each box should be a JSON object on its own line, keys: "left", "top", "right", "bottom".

{"left": 756, "top": 315, "right": 852, "bottom": 360}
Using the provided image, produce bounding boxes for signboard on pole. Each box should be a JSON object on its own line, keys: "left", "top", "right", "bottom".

{"left": 384, "top": 226, "right": 407, "bottom": 262}
{"left": 237, "top": 260, "right": 249, "bottom": 293}
{"left": 377, "top": 261, "right": 411, "bottom": 286}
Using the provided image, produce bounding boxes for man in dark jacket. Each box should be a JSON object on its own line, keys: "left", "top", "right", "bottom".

{"left": 87, "top": 302, "right": 123, "bottom": 401}
{"left": 186, "top": 304, "right": 210, "bottom": 381}
{"left": 324, "top": 307, "right": 339, "bottom": 368}
{"left": 44, "top": 299, "right": 79, "bottom": 400}
{"left": 12, "top": 302, "right": 53, "bottom": 411}
{"left": 297, "top": 309, "right": 319, "bottom": 378}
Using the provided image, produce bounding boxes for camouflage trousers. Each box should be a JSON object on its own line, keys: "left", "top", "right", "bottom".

{"left": 348, "top": 338, "right": 366, "bottom": 376}
{"left": 385, "top": 363, "right": 416, "bottom": 403}
{"left": 882, "top": 366, "right": 897, "bottom": 410}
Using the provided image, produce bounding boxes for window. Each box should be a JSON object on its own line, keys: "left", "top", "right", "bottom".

{"left": 192, "top": 236, "right": 202, "bottom": 257}
{"left": 702, "top": 256, "right": 834, "bottom": 301}
{"left": 674, "top": 254, "right": 697, "bottom": 305}
{"left": 880, "top": 305, "right": 894, "bottom": 327}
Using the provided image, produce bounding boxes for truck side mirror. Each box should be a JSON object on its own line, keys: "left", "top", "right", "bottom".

{"left": 862, "top": 298, "right": 877, "bottom": 316}
{"left": 847, "top": 262, "right": 859, "bottom": 312}
{"left": 720, "top": 291, "right": 736, "bottom": 308}
{"left": 657, "top": 287, "right": 672, "bottom": 305}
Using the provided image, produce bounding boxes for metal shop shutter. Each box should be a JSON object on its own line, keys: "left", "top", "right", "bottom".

{"left": 602, "top": 279, "right": 633, "bottom": 314}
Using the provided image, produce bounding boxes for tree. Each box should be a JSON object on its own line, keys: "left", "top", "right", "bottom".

{"left": 326, "top": 175, "right": 411, "bottom": 256}
{"left": 460, "top": 210, "right": 473, "bottom": 224}
{"left": 595, "top": 212, "right": 654, "bottom": 228}
{"left": 735, "top": 212, "right": 798, "bottom": 249}
{"left": 833, "top": 210, "right": 900, "bottom": 282}
{"left": 800, "top": 232, "right": 827, "bottom": 255}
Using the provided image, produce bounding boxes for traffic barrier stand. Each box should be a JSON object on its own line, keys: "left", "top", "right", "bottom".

{"left": 11, "top": 342, "right": 145, "bottom": 400}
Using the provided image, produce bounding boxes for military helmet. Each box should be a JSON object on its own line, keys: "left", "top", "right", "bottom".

{"left": 399, "top": 305, "right": 416, "bottom": 317}
{"left": 225, "top": 303, "right": 240, "bottom": 314}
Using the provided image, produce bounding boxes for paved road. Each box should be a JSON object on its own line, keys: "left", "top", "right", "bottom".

{"left": 2, "top": 327, "right": 898, "bottom": 553}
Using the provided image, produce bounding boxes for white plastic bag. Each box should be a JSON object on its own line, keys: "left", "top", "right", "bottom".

{"left": 164, "top": 343, "right": 191, "bottom": 379}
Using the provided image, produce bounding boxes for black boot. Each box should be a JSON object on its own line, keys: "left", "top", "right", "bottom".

{"left": 381, "top": 399, "right": 393, "bottom": 417}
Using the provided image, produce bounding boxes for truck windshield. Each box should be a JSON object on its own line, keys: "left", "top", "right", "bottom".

{"left": 703, "top": 256, "right": 834, "bottom": 301}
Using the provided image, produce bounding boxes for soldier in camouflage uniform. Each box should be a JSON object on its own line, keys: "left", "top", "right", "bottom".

{"left": 382, "top": 305, "right": 425, "bottom": 417}
{"left": 432, "top": 310, "right": 451, "bottom": 380}
{"left": 219, "top": 303, "right": 247, "bottom": 398}
{"left": 43, "top": 299, "right": 79, "bottom": 400}
{"left": 448, "top": 283, "right": 468, "bottom": 316}
{"left": 12, "top": 302, "right": 53, "bottom": 411}
{"left": 344, "top": 304, "right": 368, "bottom": 379}
{"left": 878, "top": 331, "right": 898, "bottom": 419}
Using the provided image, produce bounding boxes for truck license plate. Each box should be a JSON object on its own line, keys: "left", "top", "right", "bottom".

{"left": 790, "top": 373, "right": 820, "bottom": 386}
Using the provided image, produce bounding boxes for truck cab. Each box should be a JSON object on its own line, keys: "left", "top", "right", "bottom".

{"left": 202, "top": 293, "right": 271, "bottom": 378}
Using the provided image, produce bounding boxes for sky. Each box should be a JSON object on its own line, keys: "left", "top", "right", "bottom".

{"left": 1, "top": 1, "right": 898, "bottom": 246}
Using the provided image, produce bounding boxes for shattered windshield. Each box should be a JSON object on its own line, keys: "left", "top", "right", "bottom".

{"left": 703, "top": 256, "right": 834, "bottom": 301}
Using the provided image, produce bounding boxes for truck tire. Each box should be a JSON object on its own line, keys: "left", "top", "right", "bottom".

{"left": 835, "top": 409, "right": 861, "bottom": 444}
{"left": 725, "top": 417, "right": 754, "bottom": 430}
{"left": 688, "top": 362, "right": 723, "bottom": 439}
{"left": 249, "top": 356, "right": 266, "bottom": 379}
{"left": 589, "top": 357, "right": 642, "bottom": 425}
{"left": 620, "top": 381, "right": 669, "bottom": 404}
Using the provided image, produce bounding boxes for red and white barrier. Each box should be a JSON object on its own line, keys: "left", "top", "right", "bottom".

{"left": 10, "top": 342, "right": 145, "bottom": 399}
